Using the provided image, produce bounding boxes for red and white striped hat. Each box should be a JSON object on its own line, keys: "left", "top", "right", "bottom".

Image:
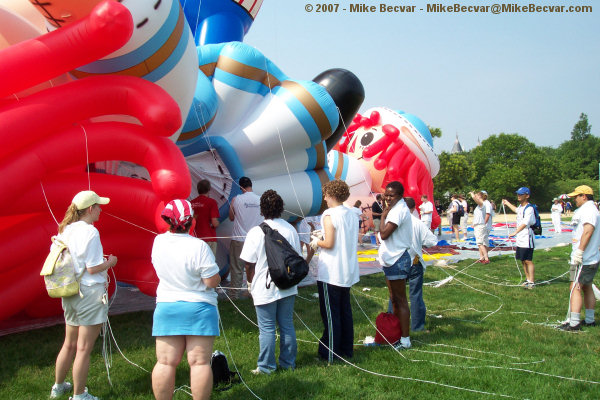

{"left": 161, "top": 199, "right": 194, "bottom": 229}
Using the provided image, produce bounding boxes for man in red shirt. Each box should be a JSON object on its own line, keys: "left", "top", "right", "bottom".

{"left": 190, "top": 180, "right": 220, "bottom": 256}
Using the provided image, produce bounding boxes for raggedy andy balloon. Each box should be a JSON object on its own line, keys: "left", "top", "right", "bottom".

{"left": 331, "top": 107, "right": 441, "bottom": 228}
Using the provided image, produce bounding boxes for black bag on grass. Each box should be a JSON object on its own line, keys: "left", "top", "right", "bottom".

{"left": 260, "top": 222, "right": 309, "bottom": 290}
{"left": 211, "top": 350, "right": 238, "bottom": 389}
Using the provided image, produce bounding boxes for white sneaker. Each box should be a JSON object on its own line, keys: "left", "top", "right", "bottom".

{"left": 50, "top": 382, "right": 72, "bottom": 398}
{"left": 69, "top": 392, "right": 99, "bottom": 400}
{"left": 250, "top": 367, "right": 270, "bottom": 375}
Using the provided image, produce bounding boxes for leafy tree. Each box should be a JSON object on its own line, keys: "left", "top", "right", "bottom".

{"left": 433, "top": 151, "right": 473, "bottom": 204}
{"left": 557, "top": 113, "right": 600, "bottom": 180}
{"left": 428, "top": 126, "right": 442, "bottom": 140}
{"left": 571, "top": 113, "right": 592, "bottom": 141}
{"left": 467, "top": 133, "right": 559, "bottom": 209}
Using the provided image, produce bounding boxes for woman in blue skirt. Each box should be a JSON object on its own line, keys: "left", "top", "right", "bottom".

{"left": 151, "top": 200, "right": 221, "bottom": 400}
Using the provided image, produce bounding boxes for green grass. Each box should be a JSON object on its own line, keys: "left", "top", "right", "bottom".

{"left": 2, "top": 246, "right": 599, "bottom": 399}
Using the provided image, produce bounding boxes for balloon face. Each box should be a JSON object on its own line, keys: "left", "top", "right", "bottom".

{"left": 335, "top": 107, "right": 441, "bottom": 229}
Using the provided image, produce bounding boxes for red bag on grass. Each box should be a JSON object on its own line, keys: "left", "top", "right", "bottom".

{"left": 374, "top": 312, "right": 402, "bottom": 344}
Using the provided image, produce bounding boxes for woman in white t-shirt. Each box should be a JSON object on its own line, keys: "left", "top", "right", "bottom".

{"left": 50, "top": 191, "right": 117, "bottom": 400}
{"left": 378, "top": 181, "right": 413, "bottom": 350}
{"left": 551, "top": 198, "right": 563, "bottom": 234}
{"left": 241, "top": 190, "right": 301, "bottom": 374}
{"left": 311, "top": 180, "right": 359, "bottom": 363}
{"left": 151, "top": 200, "right": 221, "bottom": 399}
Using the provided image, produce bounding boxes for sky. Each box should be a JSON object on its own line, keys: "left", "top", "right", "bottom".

{"left": 244, "top": 0, "right": 600, "bottom": 154}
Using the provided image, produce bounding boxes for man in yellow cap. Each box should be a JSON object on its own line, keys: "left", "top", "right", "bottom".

{"left": 560, "top": 185, "right": 599, "bottom": 331}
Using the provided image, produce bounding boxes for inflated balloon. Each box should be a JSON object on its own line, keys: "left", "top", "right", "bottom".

{"left": 180, "top": 0, "right": 263, "bottom": 45}
{"left": 0, "top": 1, "right": 191, "bottom": 321}
{"left": 332, "top": 107, "right": 441, "bottom": 229}
{"left": 29, "top": 0, "right": 198, "bottom": 141}
{"left": 312, "top": 68, "right": 365, "bottom": 152}
{"left": 178, "top": 41, "right": 341, "bottom": 220}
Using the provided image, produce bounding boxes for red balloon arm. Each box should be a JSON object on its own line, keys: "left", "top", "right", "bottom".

{"left": 0, "top": 0, "right": 133, "bottom": 98}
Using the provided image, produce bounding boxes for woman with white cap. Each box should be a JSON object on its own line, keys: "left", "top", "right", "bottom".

{"left": 50, "top": 191, "right": 118, "bottom": 400}
{"left": 151, "top": 200, "right": 221, "bottom": 400}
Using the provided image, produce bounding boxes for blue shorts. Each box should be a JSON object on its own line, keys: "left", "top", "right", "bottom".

{"left": 383, "top": 251, "right": 412, "bottom": 280}
{"left": 153, "top": 301, "right": 220, "bottom": 337}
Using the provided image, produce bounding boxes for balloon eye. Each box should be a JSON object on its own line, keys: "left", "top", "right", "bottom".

{"left": 360, "top": 131, "right": 374, "bottom": 146}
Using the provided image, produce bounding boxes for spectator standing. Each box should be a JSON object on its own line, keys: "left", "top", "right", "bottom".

{"left": 241, "top": 190, "right": 301, "bottom": 373}
{"left": 151, "top": 200, "right": 221, "bottom": 400}
{"left": 551, "top": 198, "right": 563, "bottom": 234}
{"left": 435, "top": 200, "right": 444, "bottom": 236}
{"left": 418, "top": 194, "right": 433, "bottom": 230}
{"left": 372, "top": 194, "right": 384, "bottom": 244}
{"left": 50, "top": 191, "right": 117, "bottom": 400}
{"left": 190, "top": 180, "right": 220, "bottom": 256}
{"left": 310, "top": 180, "right": 360, "bottom": 362}
{"left": 229, "top": 177, "right": 263, "bottom": 298}
{"left": 565, "top": 201, "right": 572, "bottom": 216}
{"left": 502, "top": 187, "right": 536, "bottom": 288}
{"left": 378, "top": 181, "right": 413, "bottom": 349}
{"left": 448, "top": 194, "right": 462, "bottom": 242}
{"left": 560, "top": 185, "right": 600, "bottom": 331}
{"left": 470, "top": 191, "right": 493, "bottom": 264}
{"left": 350, "top": 200, "right": 365, "bottom": 245}
{"left": 459, "top": 194, "right": 469, "bottom": 240}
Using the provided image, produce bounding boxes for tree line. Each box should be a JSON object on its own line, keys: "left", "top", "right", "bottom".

{"left": 433, "top": 113, "right": 599, "bottom": 212}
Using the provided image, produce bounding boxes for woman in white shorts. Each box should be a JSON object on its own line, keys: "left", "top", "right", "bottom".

{"left": 50, "top": 191, "right": 117, "bottom": 400}
{"left": 151, "top": 200, "right": 221, "bottom": 399}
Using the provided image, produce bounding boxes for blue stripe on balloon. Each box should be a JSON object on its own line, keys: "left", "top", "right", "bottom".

{"left": 144, "top": 26, "right": 190, "bottom": 81}
{"left": 213, "top": 68, "right": 270, "bottom": 96}
{"left": 340, "top": 152, "right": 349, "bottom": 180}
{"left": 179, "top": 136, "right": 244, "bottom": 221}
{"left": 330, "top": 151, "right": 339, "bottom": 176}
{"left": 307, "top": 170, "right": 322, "bottom": 216}
{"left": 305, "top": 147, "right": 316, "bottom": 170}
{"left": 77, "top": 0, "right": 180, "bottom": 73}
{"left": 271, "top": 85, "right": 321, "bottom": 146}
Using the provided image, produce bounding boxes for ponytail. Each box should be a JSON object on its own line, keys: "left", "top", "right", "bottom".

{"left": 58, "top": 204, "right": 86, "bottom": 234}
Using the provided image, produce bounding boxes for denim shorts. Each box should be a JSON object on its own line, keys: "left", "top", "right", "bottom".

{"left": 383, "top": 251, "right": 411, "bottom": 280}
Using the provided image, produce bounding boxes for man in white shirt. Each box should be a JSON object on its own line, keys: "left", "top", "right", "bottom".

{"left": 459, "top": 194, "right": 469, "bottom": 240}
{"left": 502, "top": 187, "right": 536, "bottom": 288}
{"left": 403, "top": 197, "right": 438, "bottom": 331}
{"left": 560, "top": 185, "right": 600, "bottom": 331}
{"left": 418, "top": 194, "right": 433, "bottom": 230}
{"left": 470, "top": 191, "right": 493, "bottom": 264}
{"left": 229, "top": 176, "right": 264, "bottom": 298}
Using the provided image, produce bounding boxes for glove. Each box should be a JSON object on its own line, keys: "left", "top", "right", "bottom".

{"left": 310, "top": 236, "right": 320, "bottom": 251}
{"left": 572, "top": 248, "right": 584, "bottom": 265}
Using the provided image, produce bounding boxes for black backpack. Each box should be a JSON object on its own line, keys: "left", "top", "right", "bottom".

{"left": 455, "top": 200, "right": 465, "bottom": 217}
{"left": 524, "top": 203, "right": 542, "bottom": 236}
{"left": 211, "top": 350, "right": 238, "bottom": 389}
{"left": 260, "top": 222, "right": 309, "bottom": 290}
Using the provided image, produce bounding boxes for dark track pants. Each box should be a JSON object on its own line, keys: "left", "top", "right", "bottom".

{"left": 317, "top": 281, "right": 353, "bottom": 362}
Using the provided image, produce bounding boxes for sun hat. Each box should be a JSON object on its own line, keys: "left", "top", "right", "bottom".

{"left": 568, "top": 185, "right": 594, "bottom": 197}
{"left": 515, "top": 187, "right": 530, "bottom": 195}
{"left": 161, "top": 199, "right": 194, "bottom": 229}
{"left": 72, "top": 190, "right": 110, "bottom": 210}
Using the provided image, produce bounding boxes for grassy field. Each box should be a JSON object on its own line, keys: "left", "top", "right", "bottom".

{"left": 1, "top": 246, "right": 599, "bottom": 400}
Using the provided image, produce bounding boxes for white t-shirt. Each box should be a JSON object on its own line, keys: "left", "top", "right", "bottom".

{"left": 350, "top": 206, "right": 363, "bottom": 221}
{"left": 378, "top": 199, "right": 412, "bottom": 266}
{"left": 551, "top": 203, "right": 563, "bottom": 215}
{"left": 571, "top": 200, "right": 600, "bottom": 265}
{"left": 59, "top": 221, "right": 106, "bottom": 286}
{"left": 305, "top": 215, "right": 322, "bottom": 231}
{"left": 152, "top": 232, "right": 220, "bottom": 305}
{"left": 408, "top": 215, "right": 438, "bottom": 266}
{"left": 516, "top": 204, "right": 535, "bottom": 248}
{"left": 240, "top": 218, "right": 301, "bottom": 305}
{"left": 231, "top": 191, "right": 263, "bottom": 242}
{"left": 295, "top": 218, "right": 311, "bottom": 244}
{"left": 473, "top": 200, "right": 492, "bottom": 226}
{"left": 317, "top": 206, "right": 360, "bottom": 287}
{"left": 419, "top": 201, "right": 433, "bottom": 223}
